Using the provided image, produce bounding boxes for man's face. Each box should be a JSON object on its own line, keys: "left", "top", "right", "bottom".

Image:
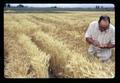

{"left": 99, "top": 20, "right": 109, "bottom": 32}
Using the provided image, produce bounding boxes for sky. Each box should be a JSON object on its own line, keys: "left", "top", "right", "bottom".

{"left": 9, "top": 4, "right": 114, "bottom": 8}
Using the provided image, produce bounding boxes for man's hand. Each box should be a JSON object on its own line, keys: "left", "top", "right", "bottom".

{"left": 92, "top": 40, "right": 100, "bottom": 47}
{"left": 99, "top": 42, "right": 115, "bottom": 49}
{"left": 99, "top": 44, "right": 108, "bottom": 49}
{"left": 86, "top": 37, "right": 100, "bottom": 47}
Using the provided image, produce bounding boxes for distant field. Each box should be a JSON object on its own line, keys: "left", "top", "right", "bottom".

{"left": 4, "top": 8, "right": 114, "bottom": 12}
{"left": 4, "top": 11, "right": 115, "bottom": 78}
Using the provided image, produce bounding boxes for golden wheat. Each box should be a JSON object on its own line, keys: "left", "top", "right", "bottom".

{"left": 4, "top": 11, "right": 115, "bottom": 78}
{"left": 4, "top": 31, "right": 50, "bottom": 78}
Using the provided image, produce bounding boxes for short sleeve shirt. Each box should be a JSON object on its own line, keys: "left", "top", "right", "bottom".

{"left": 85, "top": 21, "right": 115, "bottom": 45}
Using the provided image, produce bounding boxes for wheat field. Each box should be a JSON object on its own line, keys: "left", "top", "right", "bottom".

{"left": 4, "top": 11, "right": 115, "bottom": 78}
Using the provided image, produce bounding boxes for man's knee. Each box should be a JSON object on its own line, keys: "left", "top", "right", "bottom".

{"left": 88, "top": 49, "right": 96, "bottom": 56}
{"left": 97, "top": 53, "right": 111, "bottom": 61}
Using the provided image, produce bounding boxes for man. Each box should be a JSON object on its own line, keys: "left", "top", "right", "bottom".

{"left": 85, "top": 16, "right": 115, "bottom": 61}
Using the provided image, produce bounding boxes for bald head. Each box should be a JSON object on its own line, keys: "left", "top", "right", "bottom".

{"left": 98, "top": 16, "right": 110, "bottom": 32}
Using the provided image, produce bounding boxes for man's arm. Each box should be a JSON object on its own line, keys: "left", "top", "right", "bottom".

{"left": 85, "top": 21, "right": 101, "bottom": 47}
{"left": 86, "top": 37, "right": 100, "bottom": 47}
{"left": 107, "top": 43, "right": 115, "bottom": 48}
{"left": 100, "top": 42, "right": 115, "bottom": 49}
{"left": 86, "top": 38, "right": 115, "bottom": 49}
{"left": 100, "top": 24, "right": 115, "bottom": 49}
{"left": 86, "top": 37, "right": 94, "bottom": 44}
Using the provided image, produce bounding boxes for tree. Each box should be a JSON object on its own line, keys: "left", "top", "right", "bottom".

{"left": 7, "top": 4, "right": 10, "bottom": 8}
{"left": 96, "top": 6, "right": 100, "bottom": 9}
{"left": 51, "top": 6, "right": 57, "bottom": 8}
{"left": 17, "top": 4, "right": 24, "bottom": 8}
{"left": 54, "top": 6, "right": 57, "bottom": 8}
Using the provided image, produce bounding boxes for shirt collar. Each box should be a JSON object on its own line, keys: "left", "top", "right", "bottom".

{"left": 98, "top": 25, "right": 110, "bottom": 33}
{"left": 105, "top": 28, "right": 109, "bottom": 32}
